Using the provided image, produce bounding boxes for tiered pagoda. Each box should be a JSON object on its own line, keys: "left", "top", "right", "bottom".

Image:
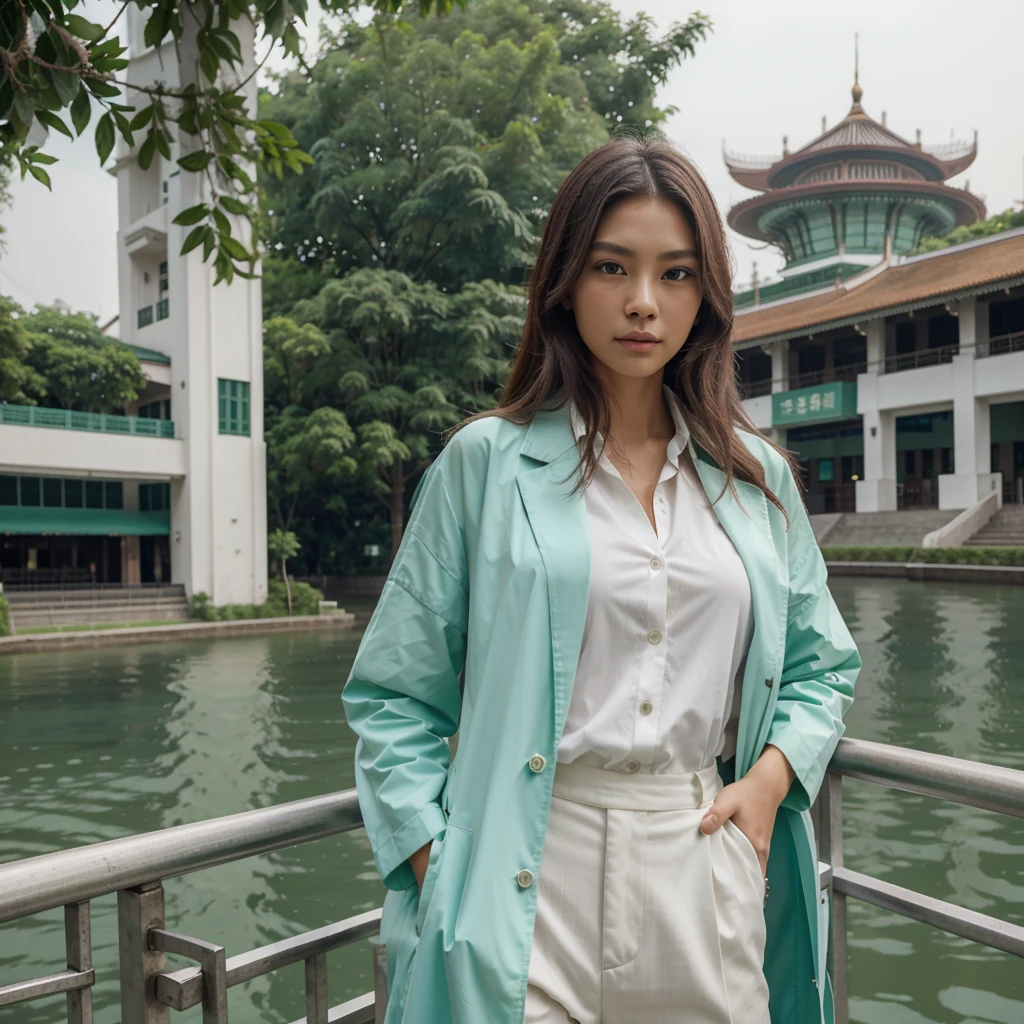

{"left": 725, "top": 72, "right": 985, "bottom": 309}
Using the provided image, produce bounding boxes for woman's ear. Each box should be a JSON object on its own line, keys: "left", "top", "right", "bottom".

{"left": 561, "top": 296, "right": 572, "bottom": 311}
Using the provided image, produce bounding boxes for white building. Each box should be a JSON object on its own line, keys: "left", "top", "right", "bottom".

{"left": 734, "top": 229, "right": 1024, "bottom": 515}
{"left": 0, "top": 8, "right": 267, "bottom": 603}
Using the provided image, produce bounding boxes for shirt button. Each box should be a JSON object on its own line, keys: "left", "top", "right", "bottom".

{"left": 765, "top": 677, "right": 774, "bottom": 688}
{"left": 640, "top": 700, "right": 653, "bottom": 716}
{"left": 528, "top": 754, "right": 547, "bottom": 773}
{"left": 623, "top": 760, "right": 641, "bottom": 773}
{"left": 647, "top": 628, "right": 662, "bottom": 645}
{"left": 517, "top": 869, "right": 535, "bottom": 888}
{"left": 649, "top": 557, "right": 661, "bottom": 570}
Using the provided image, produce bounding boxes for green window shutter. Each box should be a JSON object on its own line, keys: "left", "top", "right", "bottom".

{"left": 217, "top": 378, "right": 252, "bottom": 436}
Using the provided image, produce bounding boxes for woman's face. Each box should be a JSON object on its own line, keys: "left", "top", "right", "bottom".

{"left": 566, "top": 195, "right": 702, "bottom": 383}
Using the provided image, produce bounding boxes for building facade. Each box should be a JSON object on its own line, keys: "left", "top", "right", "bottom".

{"left": 728, "top": 80, "right": 1024, "bottom": 515}
{"left": 0, "top": 8, "right": 267, "bottom": 602}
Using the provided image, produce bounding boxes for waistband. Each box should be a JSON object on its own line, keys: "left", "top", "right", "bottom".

{"left": 551, "top": 761, "right": 721, "bottom": 811}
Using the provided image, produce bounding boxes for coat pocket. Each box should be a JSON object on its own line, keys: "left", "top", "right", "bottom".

{"left": 415, "top": 832, "right": 445, "bottom": 936}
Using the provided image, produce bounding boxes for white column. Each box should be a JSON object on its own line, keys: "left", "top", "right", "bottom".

{"left": 769, "top": 340, "right": 789, "bottom": 393}
{"left": 938, "top": 348, "right": 1002, "bottom": 510}
{"left": 856, "top": 366, "right": 897, "bottom": 512}
{"left": 865, "top": 318, "right": 884, "bottom": 370}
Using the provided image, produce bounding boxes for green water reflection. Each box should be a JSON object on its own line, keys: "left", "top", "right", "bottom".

{"left": 0, "top": 578, "right": 1022, "bottom": 1023}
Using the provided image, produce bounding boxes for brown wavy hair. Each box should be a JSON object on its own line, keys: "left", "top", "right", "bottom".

{"left": 449, "top": 132, "right": 799, "bottom": 518}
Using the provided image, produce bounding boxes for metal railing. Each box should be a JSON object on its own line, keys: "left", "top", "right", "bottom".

{"left": 977, "top": 330, "right": 1024, "bottom": 359}
{"left": 2, "top": 738, "right": 1023, "bottom": 1022}
{"left": 0, "top": 403, "right": 176, "bottom": 438}
{"left": 816, "top": 738, "right": 1024, "bottom": 1024}
{"left": 882, "top": 344, "right": 959, "bottom": 374}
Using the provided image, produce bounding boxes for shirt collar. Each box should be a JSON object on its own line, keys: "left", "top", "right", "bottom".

{"left": 569, "top": 383, "right": 691, "bottom": 470}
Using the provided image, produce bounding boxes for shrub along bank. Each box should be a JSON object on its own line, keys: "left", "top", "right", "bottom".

{"left": 822, "top": 547, "right": 1024, "bottom": 566}
{"left": 0, "top": 595, "right": 11, "bottom": 637}
{"left": 188, "top": 578, "right": 324, "bottom": 621}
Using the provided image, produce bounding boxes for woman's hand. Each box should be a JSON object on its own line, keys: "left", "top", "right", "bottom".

{"left": 698, "top": 744, "right": 796, "bottom": 876}
{"left": 409, "top": 840, "right": 433, "bottom": 891}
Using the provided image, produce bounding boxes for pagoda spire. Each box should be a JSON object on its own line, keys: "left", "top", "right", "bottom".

{"left": 850, "top": 33, "right": 864, "bottom": 112}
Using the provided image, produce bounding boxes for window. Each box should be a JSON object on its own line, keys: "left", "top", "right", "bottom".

{"left": 218, "top": 378, "right": 251, "bottom": 436}
{"left": 0, "top": 476, "right": 17, "bottom": 506}
{"left": 85, "top": 480, "right": 104, "bottom": 509}
{"left": 65, "top": 479, "right": 83, "bottom": 507}
{"left": 105, "top": 481, "right": 124, "bottom": 509}
{"left": 43, "top": 478, "right": 63, "bottom": 507}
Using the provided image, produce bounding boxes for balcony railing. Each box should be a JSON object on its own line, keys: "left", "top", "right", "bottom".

{"left": 0, "top": 403, "right": 175, "bottom": 438}
{"left": 977, "top": 330, "right": 1024, "bottom": 359}
{"left": 1, "top": 738, "right": 1022, "bottom": 1024}
{"left": 882, "top": 344, "right": 959, "bottom": 374}
{"left": 137, "top": 305, "right": 154, "bottom": 328}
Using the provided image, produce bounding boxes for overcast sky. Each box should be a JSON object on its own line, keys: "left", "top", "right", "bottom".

{"left": 3, "top": 0, "right": 1022, "bottom": 335}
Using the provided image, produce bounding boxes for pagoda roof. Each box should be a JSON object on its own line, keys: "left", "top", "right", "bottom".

{"left": 732, "top": 230, "right": 1024, "bottom": 345}
{"left": 724, "top": 81, "right": 978, "bottom": 192}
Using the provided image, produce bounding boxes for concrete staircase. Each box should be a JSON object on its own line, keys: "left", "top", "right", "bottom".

{"left": 5, "top": 584, "right": 190, "bottom": 631}
{"left": 819, "top": 509, "right": 963, "bottom": 548}
{"left": 964, "top": 505, "right": 1024, "bottom": 547}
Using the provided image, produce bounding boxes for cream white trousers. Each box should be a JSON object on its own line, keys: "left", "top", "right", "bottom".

{"left": 524, "top": 761, "right": 770, "bottom": 1024}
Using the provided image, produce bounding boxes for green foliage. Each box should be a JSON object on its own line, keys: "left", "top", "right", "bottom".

{"left": 915, "top": 207, "right": 1024, "bottom": 253}
{"left": 0, "top": 594, "right": 11, "bottom": 637}
{"left": 188, "top": 591, "right": 217, "bottom": 621}
{"left": 20, "top": 303, "right": 147, "bottom": 412}
{"left": 255, "top": 0, "right": 709, "bottom": 570}
{"left": 0, "top": 294, "right": 45, "bottom": 403}
{"left": 187, "top": 579, "right": 323, "bottom": 620}
{"left": 260, "top": 0, "right": 710, "bottom": 291}
{"left": 1, "top": 0, "right": 465, "bottom": 284}
{"left": 821, "top": 546, "right": 1024, "bottom": 566}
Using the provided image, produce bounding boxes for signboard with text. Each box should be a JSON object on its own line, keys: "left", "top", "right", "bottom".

{"left": 771, "top": 381, "right": 858, "bottom": 428}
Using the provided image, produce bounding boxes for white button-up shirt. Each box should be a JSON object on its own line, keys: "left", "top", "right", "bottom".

{"left": 558, "top": 384, "right": 754, "bottom": 775}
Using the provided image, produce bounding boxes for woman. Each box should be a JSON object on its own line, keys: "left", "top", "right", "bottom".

{"left": 342, "top": 134, "right": 861, "bottom": 1024}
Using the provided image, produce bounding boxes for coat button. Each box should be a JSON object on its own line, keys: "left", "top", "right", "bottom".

{"left": 639, "top": 701, "right": 653, "bottom": 716}
{"left": 647, "top": 628, "right": 662, "bottom": 645}
{"left": 528, "top": 754, "right": 547, "bottom": 773}
{"left": 624, "top": 760, "right": 641, "bottom": 773}
{"left": 517, "top": 869, "right": 535, "bottom": 888}
{"left": 764, "top": 676, "right": 774, "bottom": 688}
{"left": 650, "top": 557, "right": 661, "bottom": 570}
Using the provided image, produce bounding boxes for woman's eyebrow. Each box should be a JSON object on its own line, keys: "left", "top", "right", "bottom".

{"left": 590, "top": 241, "right": 698, "bottom": 260}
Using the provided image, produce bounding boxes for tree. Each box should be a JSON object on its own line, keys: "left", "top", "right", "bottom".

{"left": 259, "top": 0, "right": 710, "bottom": 292}
{"left": 256, "top": 0, "right": 709, "bottom": 564}
{"left": 0, "top": 294, "right": 45, "bottom": 402}
{"left": 267, "top": 527, "right": 300, "bottom": 614}
{"left": 21, "top": 303, "right": 147, "bottom": 411}
{"left": 916, "top": 207, "right": 1024, "bottom": 253}
{"left": 1, "top": 0, "right": 466, "bottom": 282}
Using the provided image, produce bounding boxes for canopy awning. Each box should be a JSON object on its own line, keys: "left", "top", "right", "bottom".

{"left": 0, "top": 508, "right": 170, "bottom": 536}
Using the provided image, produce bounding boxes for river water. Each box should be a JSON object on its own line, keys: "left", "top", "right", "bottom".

{"left": 1, "top": 578, "right": 1023, "bottom": 1023}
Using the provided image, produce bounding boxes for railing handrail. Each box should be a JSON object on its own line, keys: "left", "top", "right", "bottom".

{"left": 0, "top": 790, "right": 362, "bottom": 924}
{"left": 4, "top": 738, "right": 1024, "bottom": 926}
{"left": 829, "top": 736, "right": 1024, "bottom": 817}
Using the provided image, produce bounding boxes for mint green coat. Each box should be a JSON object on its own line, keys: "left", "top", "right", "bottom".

{"left": 341, "top": 402, "right": 861, "bottom": 1024}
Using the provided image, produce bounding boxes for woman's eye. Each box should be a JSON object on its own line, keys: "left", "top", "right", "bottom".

{"left": 664, "top": 267, "right": 692, "bottom": 281}
{"left": 595, "top": 261, "right": 623, "bottom": 275}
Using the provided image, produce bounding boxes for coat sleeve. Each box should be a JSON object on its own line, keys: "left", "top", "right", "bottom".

{"left": 764, "top": 459, "right": 862, "bottom": 813}
{"left": 341, "top": 452, "right": 469, "bottom": 891}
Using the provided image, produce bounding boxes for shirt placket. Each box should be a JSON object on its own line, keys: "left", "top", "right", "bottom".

{"left": 627, "top": 464, "right": 677, "bottom": 770}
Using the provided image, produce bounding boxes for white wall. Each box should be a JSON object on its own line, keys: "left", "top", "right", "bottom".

{"left": 0, "top": 426, "right": 185, "bottom": 479}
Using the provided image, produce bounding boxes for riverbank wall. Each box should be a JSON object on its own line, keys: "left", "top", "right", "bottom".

{"left": 826, "top": 562, "right": 1024, "bottom": 585}
{"left": 0, "top": 613, "right": 358, "bottom": 656}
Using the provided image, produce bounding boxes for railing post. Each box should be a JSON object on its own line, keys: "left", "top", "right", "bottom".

{"left": 118, "top": 882, "right": 170, "bottom": 1024}
{"left": 819, "top": 771, "right": 848, "bottom": 1024}
{"left": 373, "top": 944, "right": 388, "bottom": 1024}
{"left": 65, "top": 901, "right": 93, "bottom": 1024}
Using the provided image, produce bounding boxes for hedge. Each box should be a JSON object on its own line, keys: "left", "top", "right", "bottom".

{"left": 821, "top": 546, "right": 1024, "bottom": 566}
{"left": 0, "top": 595, "right": 10, "bottom": 637}
{"left": 188, "top": 578, "right": 324, "bottom": 622}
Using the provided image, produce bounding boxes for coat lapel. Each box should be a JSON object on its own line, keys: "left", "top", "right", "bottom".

{"left": 513, "top": 402, "right": 788, "bottom": 778}
{"left": 689, "top": 444, "right": 789, "bottom": 776}
{"left": 515, "top": 406, "right": 592, "bottom": 740}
